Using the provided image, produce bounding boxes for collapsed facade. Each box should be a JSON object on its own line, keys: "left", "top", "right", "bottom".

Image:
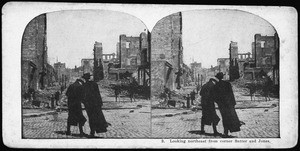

{"left": 81, "top": 58, "right": 94, "bottom": 76}
{"left": 53, "top": 62, "right": 68, "bottom": 86}
{"left": 226, "top": 33, "right": 279, "bottom": 86}
{"left": 237, "top": 33, "right": 279, "bottom": 85}
{"left": 109, "top": 32, "right": 150, "bottom": 87}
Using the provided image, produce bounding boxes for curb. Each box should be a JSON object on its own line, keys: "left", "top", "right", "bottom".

{"left": 102, "top": 107, "right": 140, "bottom": 110}
{"left": 23, "top": 111, "right": 57, "bottom": 118}
{"left": 152, "top": 110, "right": 195, "bottom": 118}
{"left": 23, "top": 107, "right": 142, "bottom": 118}
{"left": 152, "top": 105, "right": 276, "bottom": 118}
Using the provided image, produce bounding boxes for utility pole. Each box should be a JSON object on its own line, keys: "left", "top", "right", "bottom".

{"left": 197, "top": 74, "right": 200, "bottom": 86}
{"left": 200, "top": 74, "right": 203, "bottom": 87}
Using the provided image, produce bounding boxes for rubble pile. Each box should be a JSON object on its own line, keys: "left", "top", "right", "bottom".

{"left": 23, "top": 86, "right": 62, "bottom": 109}
{"left": 231, "top": 79, "right": 252, "bottom": 95}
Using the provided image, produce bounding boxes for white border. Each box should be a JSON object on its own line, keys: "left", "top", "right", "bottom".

{"left": 2, "top": 2, "right": 298, "bottom": 148}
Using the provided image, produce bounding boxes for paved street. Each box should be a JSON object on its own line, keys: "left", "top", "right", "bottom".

{"left": 151, "top": 102, "right": 279, "bottom": 138}
{"left": 23, "top": 98, "right": 279, "bottom": 139}
{"left": 23, "top": 102, "right": 151, "bottom": 138}
{"left": 23, "top": 81, "right": 279, "bottom": 139}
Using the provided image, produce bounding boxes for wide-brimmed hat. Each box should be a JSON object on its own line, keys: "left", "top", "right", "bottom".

{"left": 82, "top": 73, "right": 92, "bottom": 79}
{"left": 215, "top": 72, "right": 224, "bottom": 80}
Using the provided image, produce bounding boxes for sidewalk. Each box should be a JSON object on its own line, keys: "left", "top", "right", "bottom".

{"left": 23, "top": 108, "right": 57, "bottom": 118}
{"left": 23, "top": 98, "right": 151, "bottom": 118}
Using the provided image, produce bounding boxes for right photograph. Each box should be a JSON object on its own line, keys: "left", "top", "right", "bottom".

{"left": 150, "top": 10, "right": 279, "bottom": 138}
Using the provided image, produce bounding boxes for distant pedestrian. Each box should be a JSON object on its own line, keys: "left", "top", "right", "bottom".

{"left": 55, "top": 91, "right": 60, "bottom": 106}
{"left": 50, "top": 94, "right": 55, "bottom": 109}
{"left": 82, "top": 73, "right": 110, "bottom": 137}
{"left": 186, "top": 94, "right": 191, "bottom": 108}
{"left": 214, "top": 72, "right": 241, "bottom": 137}
{"left": 190, "top": 90, "right": 196, "bottom": 105}
{"left": 199, "top": 78, "right": 221, "bottom": 136}
{"left": 164, "top": 86, "right": 171, "bottom": 100}
{"left": 65, "top": 78, "right": 87, "bottom": 136}
{"left": 114, "top": 85, "right": 121, "bottom": 102}
{"left": 28, "top": 86, "right": 35, "bottom": 102}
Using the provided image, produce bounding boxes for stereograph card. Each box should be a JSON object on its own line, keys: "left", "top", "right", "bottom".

{"left": 2, "top": 2, "right": 298, "bottom": 149}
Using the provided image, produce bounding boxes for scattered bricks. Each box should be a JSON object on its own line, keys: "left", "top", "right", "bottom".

{"left": 182, "top": 111, "right": 188, "bottom": 114}
{"left": 271, "top": 104, "right": 277, "bottom": 107}
{"left": 165, "top": 114, "right": 174, "bottom": 117}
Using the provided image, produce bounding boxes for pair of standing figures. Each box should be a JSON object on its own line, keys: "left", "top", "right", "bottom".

{"left": 66, "top": 73, "right": 109, "bottom": 137}
{"left": 200, "top": 72, "right": 242, "bottom": 137}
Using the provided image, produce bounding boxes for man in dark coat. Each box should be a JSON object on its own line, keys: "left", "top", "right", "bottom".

{"left": 114, "top": 85, "right": 121, "bottom": 102}
{"left": 65, "top": 78, "right": 87, "bottom": 136}
{"left": 214, "top": 72, "right": 241, "bottom": 137}
{"left": 82, "top": 73, "right": 109, "bottom": 136}
{"left": 199, "top": 78, "right": 221, "bottom": 135}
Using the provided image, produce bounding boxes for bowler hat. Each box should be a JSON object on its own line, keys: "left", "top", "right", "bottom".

{"left": 82, "top": 73, "right": 92, "bottom": 79}
{"left": 215, "top": 72, "right": 224, "bottom": 80}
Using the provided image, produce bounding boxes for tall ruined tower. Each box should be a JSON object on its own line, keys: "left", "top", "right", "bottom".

{"left": 229, "top": 41, "right": 240, "bottom": 81}
{"left": 93, "top": 41, "right": 103, "bottom": 81}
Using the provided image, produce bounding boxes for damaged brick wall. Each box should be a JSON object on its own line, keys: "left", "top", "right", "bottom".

{"left": 254, "top": 34, "right": 278, "bottom": 68}
{"left": 21, "top": 14, "right": 47, "bottom": 94}
{"left": 119, "top": 35, "right": 140, "bottom": 69}
{"left": 151, "top": 12, "right": 182, "bottom": 96}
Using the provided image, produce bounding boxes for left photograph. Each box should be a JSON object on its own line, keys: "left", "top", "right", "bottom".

{"left": 21, "top": 10, "right": 151, "bottom": 138}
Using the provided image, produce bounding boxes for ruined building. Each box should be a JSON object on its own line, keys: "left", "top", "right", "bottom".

{"left": 110, "top": 32, "right": 150, "bottom": 85}
{"left": 248, "top": 33, "right": 279, "bottom": 85}
{"left": 151, "top": 12, "right": 183, "bottom": 96}
{"left": 102, "top": 53, "right": 117, "bottom": 79}
{"left": 137, "top": 32, "right": 151, "bottom": 86}
{"left": 225, "top": 33, "right": 279, "bottom": 86}
{"left": 54, "top": 62, "right": 67, "bottom": 85}
{"left": 119, "top": 34, "right": 140, "bottom": 69}
{"left": 21, "top": 14, "right": 54, "bottom": 94}
{"left": 93, "top": 41, "right": 104, "bottom": 81}
{"left": 217, "top": 58, "right": 230, "bottom": 80}
{"left": 190, "top": 62, "right": 202, "bottom": 84}
{"left": 181, "top": 63, "right": 192, "bottom": 87}
{"left": 81, "top": 58, "right": 94, "bottom": 76}
{"left": 236, "top": 52, "right": 253, "bottom": 78}
{"left": 108, "top": 34, "right": 140, "bottom": 79}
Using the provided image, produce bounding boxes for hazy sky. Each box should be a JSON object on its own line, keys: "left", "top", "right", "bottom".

{"left": 47, "top": 9, "right": 276, "bottom": 69}
{"left": 47, "top": 10, "right": 147, "bottom": 68}
{"left": 182, "top": 10, "right": 276, "bottom": 68}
